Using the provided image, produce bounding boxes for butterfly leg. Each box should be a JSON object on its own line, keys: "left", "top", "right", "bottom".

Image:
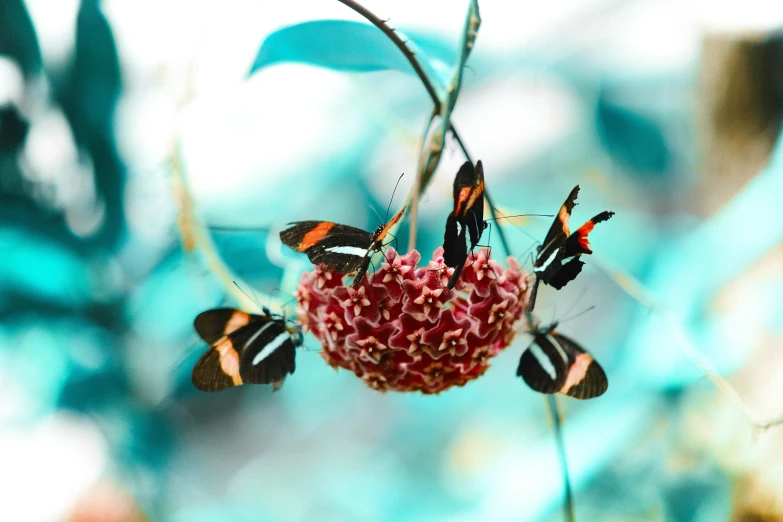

{"left": 383, "top": 232, "right": 399, "bottom": 254}
{"left": 473, "top": 220, "right": 493, "bottom": 259}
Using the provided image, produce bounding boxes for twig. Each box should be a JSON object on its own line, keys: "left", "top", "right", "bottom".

{"left": 548, "top": 395, "right": 575, "bottom": 522}
{"left": 170, "top": 144, "right": 272, "bottom": 314}
{"left": 336, "top": 0, "right": 441, "bottom": 111}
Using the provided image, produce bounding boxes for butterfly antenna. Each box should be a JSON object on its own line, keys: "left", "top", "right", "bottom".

{"left": 384, "top": 173, "right": 405, "bottom": 222}
{"left": 489, "top": 210, "right": 543, "bottom": 245}
{"left": 517, "top": 242, "right": 539, "bottom": 267}
{"left": 560, "top": 305, "right": 596, "bottom": 325}
{"left": 486, "top": 220, "right": 493, "bottom": 258}
{"left": 485, "top": 213, "right": 554, "bottom": 221}
{"left": 233, "top": 280, "right": 260, "bottom": 309}
{"left": 561, "top": 286, "right": 589, "bottom": 320}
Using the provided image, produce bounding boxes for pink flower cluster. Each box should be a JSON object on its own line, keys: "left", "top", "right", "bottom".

{"left": 295, "top": 247, "right": 529, "bottom": 394}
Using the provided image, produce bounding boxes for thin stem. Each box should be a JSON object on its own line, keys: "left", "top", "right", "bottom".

{"left": 408, "top": 164, "right": 421, "bottom": 251}
{"left": 336, "top": 0, "right": 441, "bottom": 110}
{"left": 171, "top": 144, "right": 274, "bottom": 314}
{"left": 449, "top": 124, "right": 472, "bottom": 162}
{"left": 484, "top": 190, "right": 512, "bottom": 259}
{"left": 548, "top": 395, "right": 575, "bottom": 522}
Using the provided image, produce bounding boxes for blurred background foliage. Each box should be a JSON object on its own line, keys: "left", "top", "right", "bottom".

{"left": 1, "top": 0, "right": 782, "bottom": 521}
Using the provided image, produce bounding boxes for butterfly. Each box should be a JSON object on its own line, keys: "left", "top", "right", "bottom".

{"left": 280, "top": 207, "right": 406, "bottom": 288}
{"left": 533, "top": 185, "right": 614, "bottom": 291}
{"left": 442, "top": 160, "right": 488, "bottom": 289}
{"left": 191, "top": 307, "right": 302, "bottom": 392}
{"left": 517, "top": 317, "right": 608, "bottom": 399}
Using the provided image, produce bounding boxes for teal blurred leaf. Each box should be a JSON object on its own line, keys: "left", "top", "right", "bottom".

{"left": 0, "top": 105, "right": 29, "bottom": 154}
{"left": 0, "top": 226, "right": 92, "bottom": 307}
{"left": 0, "top": 0, "right": 42, "bottom": 77}
{"left": 59, "top": 366, "right": 129, "bottom": 412}
{"left": 249, "top": 20, "right": 448, "bottom": 90}
{"left": 60, "top": 0, "right": 125, "bottom": 249}
{"left": 66, "top": 1, "right": 121, "bottom": 138}
{"left": 596, "top": 93, "right": 670, "bottom": 175}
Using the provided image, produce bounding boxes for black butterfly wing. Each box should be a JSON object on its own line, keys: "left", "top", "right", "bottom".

{"left": 536, "top": 186, "right": 579, "bottom": 270}
{"left": 443, "top": 160, "right": 485, "bottom": 272}
{"left": 280, "top": 221, "right": 373, "bottom": 274}
{"left": 547, "top": 257, "right": 584, "bottom": 290}
{"left": 517, "top": 330, "right": 607, "bottom": 399}
{"left": 280, "top": 221, "right": 336, "bottom": 252}
{"left": 465, "top": 160, "right": 486, "bottom": 250}
{"left": 517, "top": 332, "right": 570, "bottom": 394}
{"left": 304, "top": 226, "right": 374, "bottom": 273}
{"left": 237, "top": 319, "right": 297, "bottom": 385}
{"left": 452, "top": 161, "right": 477, "bottom": 210}
{"left": 192, "top": 311, "right": 275, "bottom": 391}
{"left": 192, "top": 311, "right": 297, "bottom": 392}
{"left": 551, "top": 332, "right": 607, "bottom": 399}
{"left": 443, "top": 214, "right": 468, "bottom": 268}
{"left": 192, "top": 345, "right": 241, "bottom": 392}
{"left": 194, "top": 308, "right": 266, "bottom": 345}
{"left": 562, "top": 210, "right": 615, "bottom": 257}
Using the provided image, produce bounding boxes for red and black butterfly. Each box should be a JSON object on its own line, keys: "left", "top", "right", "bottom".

{"left": 280, "top": 207, "right": 406, "bottom": 288}
{"left": 191, "top": 307, "right": 302, "bottom": 392}
{"left": 517, "top": 317, "right": 608, "bottom": 399}
{"left": 533, "top": 186, "right": 614, "bottom": 291}
{"left": 442, "top": 160, "right": 487, "bottom": 289}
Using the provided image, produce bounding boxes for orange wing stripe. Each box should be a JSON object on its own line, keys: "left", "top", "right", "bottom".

{"left": 375, "top": 206, "right": 406, "bottom": 243}
{"left": 299, "top": 222, "right": 334, "bottom": 250}
{"left": 216, "top": 338, "right": 243, "bottom": 386}
{"left": 455, "top": 187, "right": 472, "bottom": 215}
{"left": 558, "top": 204, "right": 572, "bottom": 237}
{"left": 559, "top": 353, "right": 593, "bottom": 395}
{"left": 225, "top": 310, "right": 250, "bottom": 335}
{"left": 574, "top": 220, "right": 596, "bottom": 253}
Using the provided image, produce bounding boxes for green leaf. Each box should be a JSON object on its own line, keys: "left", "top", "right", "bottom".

{"left": 249, "top": 20, "right": 447, "bottom": 90}
{"left": 0, "top": 0, "right": 42, "bottom": 78}
{"left": 60, "top": 1, "right": 125, "bottom": 249}
{"left": 596, "top": 93, "right": 670, "bottom": 175}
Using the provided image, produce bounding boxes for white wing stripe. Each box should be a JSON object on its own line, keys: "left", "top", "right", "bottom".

{"left": 243, "top": 321, "right": 274, "bottom": 351}
{"left": 529, "top": 344, "right": 557, "bottom": 380}
{"left": 534, "top": 251, "right": 558, "bottom": 272}
{"left": 324, "top": 245, "right": 368, "bottom": 257}
{"left": 252, "top": 332, "right": 289, "bottom": 365}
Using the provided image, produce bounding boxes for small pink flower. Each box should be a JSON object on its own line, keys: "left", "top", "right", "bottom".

{"left": 472, "top": 255, "right": 497, "bottom": 281}
{"left": 316, "top": 268, "right": 333, "bottom": 288}
{"left": 361, "top": 371, "right": 389, "bottom": 391}
{"left": 372, "top": 248, "right": 420, "bottom": 300}
{"left": 415, "top": 247, "right": 459, "bottom": 290}
{"left": 355, "top": 336, "right": 387, "bottom": 363}
{"left": 294, "top": 286, "right": 312, "bottom": 312}
{"left": 413, "top": 286, "right": 443, "bottom": 316}
{"left": 406, "top": 327, "right": 427, "bottom": 353}
{"left": 381, "top": 252, "right": 413, "bottom": 283}
{"left": 319, "top": 311, "right": 345, "bottom": 345}
{"left": 487, "top": 299, "right": 509, "bottom": 324}
{"left": 438, "top": 329, "right": 468, "bottom": 356}
{"left": 342, "top": 286, "right": 371, "bottom": 316}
